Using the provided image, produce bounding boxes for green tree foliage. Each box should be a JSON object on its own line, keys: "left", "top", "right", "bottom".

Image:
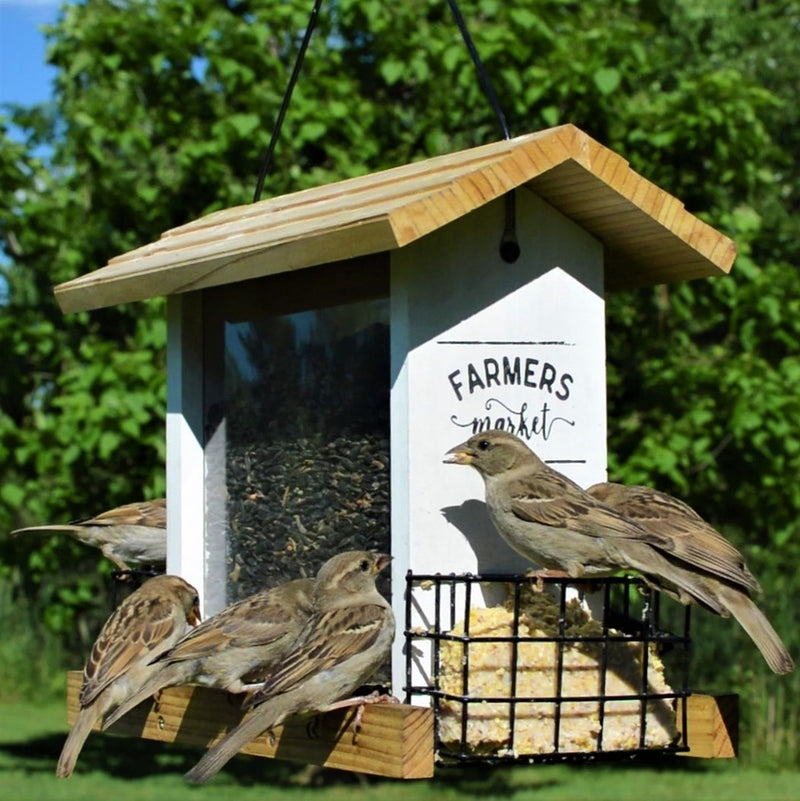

{"left": 1, "top": 0, "right": 798, "bottom": 761}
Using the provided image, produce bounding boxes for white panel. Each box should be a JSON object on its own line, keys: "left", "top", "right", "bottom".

{"left": 390, "top": 191, "right": 607, "bottom": 700}
{"left": 166, "top": 294, "right": 207, "bottom": 614}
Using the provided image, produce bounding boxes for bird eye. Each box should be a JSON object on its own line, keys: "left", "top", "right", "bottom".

{"left": 359, "top": 559, "right": 370, "bottom": 572}
{"left": 477, "top": 439, "right": 491, "bottom": 451}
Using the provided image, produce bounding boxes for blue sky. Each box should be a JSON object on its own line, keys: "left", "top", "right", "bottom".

{"left": 0, "top": 1, "right": 62, "bottom": 273}
{"left": 0, "top": 1, "right": 62, "bottom": 108}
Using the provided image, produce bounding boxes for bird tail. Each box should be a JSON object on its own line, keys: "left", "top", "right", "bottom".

{"left": 622, "top": 543, "right": 730, "bottom": 617}
{"left": 101, "top": 667, "right": 177, "bottom": 730}
{"left": 56, "top": 708, "right": 97, "bottom": 778}
{"left": 716, "top": 585, "right": 794, "bottom": 675}
{"left": 12, "top": 525, "right": 81, "bottom": 536}
{"left": 184, "top": 704, "right": 282, "bottom": 784}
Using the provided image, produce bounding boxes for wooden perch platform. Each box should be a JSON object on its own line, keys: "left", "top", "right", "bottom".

{"left": 66, "top": 672, "right": 735, "bottom": 774}
{"left": 676, "top": 693, "right": 738, "bottom": 759}
{"left": 65, "top": 671, "right": 434, "bottom": 779}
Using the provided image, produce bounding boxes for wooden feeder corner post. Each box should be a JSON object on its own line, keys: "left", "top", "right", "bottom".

{"left": 57, "top": 124, "right": 738, "bottom": 777}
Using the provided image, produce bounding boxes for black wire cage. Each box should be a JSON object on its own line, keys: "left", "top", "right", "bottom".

{"left": 404, "top": 572, "right": 693, "bottom": 765}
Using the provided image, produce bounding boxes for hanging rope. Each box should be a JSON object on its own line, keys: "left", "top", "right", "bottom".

{"left": 444, "top": 0, "right": 510, "bottom": 141}
{"left": 252, "top": 0, "right": 323, "bottom": 203}
{"left": 444, "top": 0, "right": 519, "bottom": 262}
{"left": 447, "top": 0, "right": 520, "bottom": 264}
{"left": 252, "top": 0, "right": 520, "bottom": 261}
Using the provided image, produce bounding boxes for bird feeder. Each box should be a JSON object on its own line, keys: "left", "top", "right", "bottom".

{"left": 56, "top": 125, "right": 738, "bottom": 777}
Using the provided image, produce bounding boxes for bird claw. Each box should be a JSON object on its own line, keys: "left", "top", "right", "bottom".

{"left": 356, "top": 691, "right": 398, "bottom": 743}
{"left": 525, "top": 568, "right": 569, "bottom": 592}
{"left": 316, "top": 690, "right": 398, "bottom": 745}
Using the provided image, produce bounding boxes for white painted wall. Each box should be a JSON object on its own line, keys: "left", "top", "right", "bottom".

{"left": 166, "top": 294, "right": 209, "bottom": 615}
{"left": 390, "top": 190, "right": 608, "bottom": 701}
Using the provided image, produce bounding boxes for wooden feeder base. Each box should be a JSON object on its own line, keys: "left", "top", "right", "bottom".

{"left": 66, "top": 672, "right": 736, "bottom": 775}
{"left": 65, "top": 671, "right": 434, "bottom": 779}
{"left": 676, "top": 693, "right": 738, "bottom": 759}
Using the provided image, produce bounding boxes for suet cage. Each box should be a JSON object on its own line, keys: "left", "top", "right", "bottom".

{"left": 405, "top": 572, "right": 693, "bottom": 765}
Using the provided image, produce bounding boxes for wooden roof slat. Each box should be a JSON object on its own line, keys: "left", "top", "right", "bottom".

{"left": 108, "top": 140, "right": 545, "bottom": 270}
{"left": 55, "top": 124, "right": 736, "bottom": 313}
{"left": 160, "top": 134, "right": 542, "bottom": 240}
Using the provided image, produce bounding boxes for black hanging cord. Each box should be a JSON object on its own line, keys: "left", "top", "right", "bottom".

{"left": 445, "top": 0, "right": 510, "bottom": 141}
{"left": 252, "top": 0, "right": 323, "bottom": 203}
{"left": 252, "top": 0, "right": 520, "bottom": 262}
{"left": 445, "top": 0, "right": 519, "bottom": 263}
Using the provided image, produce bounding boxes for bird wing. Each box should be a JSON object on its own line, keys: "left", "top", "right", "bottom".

{"left": 11, "top": 499, "right": 167, "bottom": 535}
{"left": 590, "top": 484, "right": 760, "bottom": 593}
{"left": 82, "top": 499, "right": 167, "bottom": 529}
{"left": 243, "top": 603, "right": 388, "bottom": 708}
{"left": 155, "top": 582, "right": 312, "bottom": 665}
{"left": 507, "top": 471, "right": 677, "bottom": 552}
{"left": 80, "top": 594, "right": 182, "bottom": 706}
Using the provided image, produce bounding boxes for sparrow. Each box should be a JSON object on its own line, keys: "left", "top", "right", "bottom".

{"left": 443, "top": 430, "right": 761, "bottom": 637}
{"left": 56, "top": 574, "right": 200, "bottom": 777}
{"left": 12, "top": 498, "right": 167, "bottom": 571}
{"left": 184, "top": 550, "right": 395, "bottom": 784}
{"left": 587, "top": 482, "right": 793, "bottom": 674}
{"left": 101, "top": 576, "right": 315, "bottom": 730}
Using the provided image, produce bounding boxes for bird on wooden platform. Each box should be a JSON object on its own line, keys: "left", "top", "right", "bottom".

{"left": 184, "top": 550, "right": 395, "bottom": 784}
{"left": 56, "top": 574, "right": 200, "bottom": 777}
{"left": 101, "top": 574, "right": 316, "bottom": 729}
{"left": 12, "top": 498, "right": 167, "bottom": 571}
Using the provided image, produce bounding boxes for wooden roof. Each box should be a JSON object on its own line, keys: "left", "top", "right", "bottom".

{"left": 55, "top": 124, "right": 736, "bottom": 313}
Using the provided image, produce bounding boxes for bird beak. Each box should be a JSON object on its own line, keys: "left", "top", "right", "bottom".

{"left": 375, "top": 553, "right": 392, "bottom": 574}
{"left": 188, "top": 604, "right": 202, "bottom": 627}
{"left": 443, "top": 442, "right": 473, "bottom": 465}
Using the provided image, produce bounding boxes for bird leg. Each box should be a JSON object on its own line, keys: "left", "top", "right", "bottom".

{"left": 524, "top": 568, "right": 570, "bottom": 593}
{"left": 151, "top": 689, "right": 164, "bottom": 713}
{"left": 315, "top": 690, "right": 399, "bottom": 744}
{"left": 110, "top": 567, "right": 136, "bottom": 584}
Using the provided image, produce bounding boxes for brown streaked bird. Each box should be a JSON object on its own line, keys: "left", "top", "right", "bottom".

{"left": 444, "top": 429, "right": 710, "bottom": 583}
{"left": 184, "top": 550, "right": 395, "bottom": 784}
{"left": 12, "top": 499, "right": 167, "bottom": 571}
{"left": 101, "top": 576, "right": 315, "bottom": 730}
{"left": 444, "top": 429, "right": 793, "bottom": 674}
{"left": 56, "top": 574, "right": 200, "bottom": 777}
{"left": 587, "top": 481, "right": 793, "bottom": 674}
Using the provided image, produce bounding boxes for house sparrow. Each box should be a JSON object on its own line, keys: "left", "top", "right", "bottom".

{"left": 587, "top": 482, "right": 793, "bottom": 674}
{"left": 12, "top": 498, "right": 167, "bottom": 571}
{"left": 184, "top": 550, "right": 395, "bottom": 784}
{"left": 101, "top": 576, "right": 315, "bottom": 730}
{"left": 443, "top": 430, "right": 749, "bottom": 629}
{"left": 56, "top": 574, "right": 200, "bottom": 777}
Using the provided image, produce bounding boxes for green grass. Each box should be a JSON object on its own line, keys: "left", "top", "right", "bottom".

{"left": 1, "top": 701, "right": 799, "bottom": 800}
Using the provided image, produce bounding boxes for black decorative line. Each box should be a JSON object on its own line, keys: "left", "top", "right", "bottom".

{"left": 436, "top": 340, "right": 575, "bottom": 346}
